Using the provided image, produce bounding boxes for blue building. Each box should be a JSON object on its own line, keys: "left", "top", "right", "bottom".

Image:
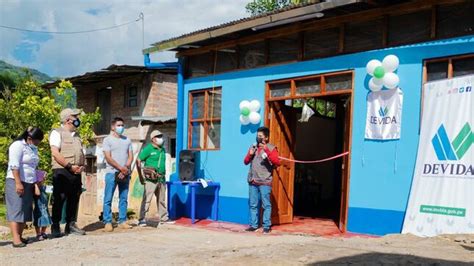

{"left": 143, "top": 0, "right": 474, "bottom": 235}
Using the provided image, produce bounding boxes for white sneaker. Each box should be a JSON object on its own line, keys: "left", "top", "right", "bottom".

{"left": 138, "top": 220, "right": 147, "bottom": 227}
{"left": 160, "top": 219, "right": 175, "bottom": 225}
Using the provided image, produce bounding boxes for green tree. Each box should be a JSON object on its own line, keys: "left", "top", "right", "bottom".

{"left": 0, "top": 77, "right": 101, "bottom": 196}
{"left": 246, "top": 0, "right": 310, "bottom": 16}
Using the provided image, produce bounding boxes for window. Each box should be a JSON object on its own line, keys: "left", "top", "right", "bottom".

{"left": 269, "top": 82, "right": 291, "bottom": 98}
{"left": 215, "top": 47, "right": 238, "bottom": 73}
{"left": 188, "top": 88, "right": 222, "bottom": 150}
{"left": 187, "top": 52, "right": 213, "bottom": 77}
{"left": 425, "top": 54, "right": 474, "bottom": 83}
{"left": 304, "top": 27, "right": 339, "bottom": 59}
{"left": 268, "top": 33, "right": 299, "bottom": 64}
{"left": 388, "top": 10, "right": 431, "bottom": 45}
{"left": 344, "top": 19, "right": 384, "bottom": 53}
{"left": 169, "top": 138, "right": 176, "bottom": 158}
{"left": 124, "top": 84, "right": 138, "bottom": 108}
{"left": 295, "top": 78, "right": 321, "bottom": 95}
{"left": 436, "top": 2, "right": 474, "bottom": 39}
{"left": 325, "top": 73, "right": 352, "bottom": 91}
{"left": 268, "top": 71, "right": 353, "bottom": 100}
{"left": 239, "top": 41, "right": 266, "bottom": 69}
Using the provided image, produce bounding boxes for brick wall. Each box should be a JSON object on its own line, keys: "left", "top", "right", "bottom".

{"left": 142, "top": 73, "right": 177, "bottom": 117}
{"left": 76, "top": 72, "right": 177, "bottom": 141}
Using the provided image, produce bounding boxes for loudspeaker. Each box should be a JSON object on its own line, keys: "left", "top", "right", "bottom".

{"left": 179, "top": 150, "right": 197, "bottom": 181}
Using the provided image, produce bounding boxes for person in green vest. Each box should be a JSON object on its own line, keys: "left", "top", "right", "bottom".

{"left": 136, "top": 129, "right": 174, "bottom": 226}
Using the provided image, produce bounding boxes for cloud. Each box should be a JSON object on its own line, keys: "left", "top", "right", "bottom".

{"left": 0, "top": 0, "right": 249, "bottom": 77}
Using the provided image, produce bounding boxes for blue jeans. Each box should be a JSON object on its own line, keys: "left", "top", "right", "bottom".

{"left": 249, "top": 184, "right": 272, "bottom": 229}
{"left": 103, "top": 172, "right": 129, "bottom": 224}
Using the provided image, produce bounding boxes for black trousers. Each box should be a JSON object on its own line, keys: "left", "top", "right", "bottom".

{"left": 51, "top": 168, "right": 82, "bottom": 225}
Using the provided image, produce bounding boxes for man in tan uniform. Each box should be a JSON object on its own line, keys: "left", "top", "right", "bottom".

{"left": 49, "top": 108, "right": 86, "bottom": 237}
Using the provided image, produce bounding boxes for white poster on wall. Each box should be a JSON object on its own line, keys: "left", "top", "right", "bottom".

{"left": 402, "top": 75, "right": 474, "bottom": 236}
{"left": 365, "top": 88, "right": 403, "bottom": 140}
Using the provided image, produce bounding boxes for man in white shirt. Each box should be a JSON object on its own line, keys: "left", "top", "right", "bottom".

{"left": 49, "top": 108, "right": 86, "bottom": 237}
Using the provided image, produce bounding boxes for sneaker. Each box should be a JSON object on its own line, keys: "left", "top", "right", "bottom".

{"left": 104, "top": 223, "right": 114, "bottom": 232}
{"left": 244, "top": 227, "right": 258, "bottom": 232}
{"left": 138, "top": 220, "right": 147, "bottom": 227}
{"left": 263, "top": 228, "right": 271, "bottom": 234}
{"left": 159, "top": 219, "right": 175, "bottom": 225}
{"left": 36, "top": 234, "right": 46, "bottom": 241}
{"left": 51, "top": 224, "right": 62, "bottom": 238}
{"left": 118, "top": 223, "right": 132, "bottom": 229}
{"left": 65, "top": 222, "right": 86, "bottom": 236}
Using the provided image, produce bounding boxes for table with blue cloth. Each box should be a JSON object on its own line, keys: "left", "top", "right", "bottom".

{"left": 166, "top": 181, "right": 220, "bottom": 224}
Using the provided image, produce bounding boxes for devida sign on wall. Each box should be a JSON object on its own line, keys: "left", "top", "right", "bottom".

{"left": 365, "top": 88, "right": 403, "bottom": 140}
{"left": 402, "top": 75, "right": 473, "bottom": 236}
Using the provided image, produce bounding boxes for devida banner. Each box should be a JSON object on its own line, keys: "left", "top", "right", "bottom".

{"left": 402, "top": 75, "right": 473, "bottom": 236}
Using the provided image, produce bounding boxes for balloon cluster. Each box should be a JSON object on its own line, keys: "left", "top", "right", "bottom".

{"left": 239, "top": 100, "right": 261, "bottom": 125}
{"left": 366, "top": 55, "right": 400, "bottom": 91}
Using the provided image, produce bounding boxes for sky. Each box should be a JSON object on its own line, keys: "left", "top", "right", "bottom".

{"left": 0, "top": 0, "right": 249, "bottom": 78}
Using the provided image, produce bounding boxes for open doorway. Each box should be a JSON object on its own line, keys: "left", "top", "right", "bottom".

{"left": 292, "top": 96, "right": 349, "bottom": 223}
{"left": 266, "top": 71, "right": 353, "bottom": 231}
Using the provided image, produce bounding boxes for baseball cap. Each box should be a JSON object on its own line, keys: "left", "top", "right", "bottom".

{"left": 60, "top": 108, "right": 81, "bottom": 122}
{"left": 150, "top": 129, "right": 163, "bottom": 138}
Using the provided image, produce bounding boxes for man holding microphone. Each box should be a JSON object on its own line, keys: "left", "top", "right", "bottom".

{"left": 243, "top": 126, "right": 280, "bottom": 234}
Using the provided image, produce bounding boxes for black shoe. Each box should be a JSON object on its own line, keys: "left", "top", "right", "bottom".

{"left": 65, "top": 222, "right": 86, "bottom": 236}
{"left": 51, "top": 224, "right": 62, "bottom": 238}
{"left": 12, "top": 242, "right": 26, "bottom": 248}
{"left": 245, "top": 227, "right": 258, "bottom": 232}
{"left": 263, "top": 228, "right": 271, "bottom": 234}
{"left": 20, "top": 237, "right": 29, "bottom": 244}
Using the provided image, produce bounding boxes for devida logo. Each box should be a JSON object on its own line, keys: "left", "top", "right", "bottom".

{"left": 378, "top": 106, "right": 389, "bottom": 117}
{"left": 424, "top": 123, "right": 473, "bottom": 177}
{"left": 370, "top": 106, "right": 397, "bottom": 125}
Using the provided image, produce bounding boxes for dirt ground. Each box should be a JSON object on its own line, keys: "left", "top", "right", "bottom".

{"left": 0, "top": 218, "right": 473, "bottom": 266}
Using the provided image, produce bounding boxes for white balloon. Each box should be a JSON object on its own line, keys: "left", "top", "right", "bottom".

{"left": 240, "top": 115, "right": 250, "bottom": 125}
{"left": 372, "top": 77, "right": 383, "bottom": 86}
{"left": 239, "top": 100, "right": 250, "bottom": 111}
{"left": 383, "top": 72, "right": 400, "bottom": 89}
{"left": 369, "top": 78, "right": 383, "bottom": 91}
{"left": 382, "top": 55, "right": 399, "bottom": 73}
{"left": 249, "top": 100, "right": 261, "bottom": 112}
{"left": 249, "top": 112, "right": 261, "bottom": 125}
{"left": 366, "top": 59, "right": 382, "bottom": 76}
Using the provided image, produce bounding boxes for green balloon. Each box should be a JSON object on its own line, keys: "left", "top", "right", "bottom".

{"left": 241, "top": 107, "right": 250, "bottom": 116}
{"left": 373, "top": 66, "right": 385, "bottom": 79}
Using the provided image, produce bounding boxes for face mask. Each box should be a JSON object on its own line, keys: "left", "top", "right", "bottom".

{"left": 72, "top": 118, "right": 81, "bottom": 128}
{"left": 154, "top": 138, "right": 164, "bottom": 146}
{"left": 115, "top": 126, "right": 125, "bottom": 135}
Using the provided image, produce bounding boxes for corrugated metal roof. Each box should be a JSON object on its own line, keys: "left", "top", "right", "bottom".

{"left": 131, "top": 116, "right": 177, "bottom": 123}
{"left": 43, "top": 64, "right": 176, "bottom": 89}
{"left": 151, "top": 0, "right": 323, "bottom": 47}
{"left": 143, "top": 0, "right": 369, "bottom": 54}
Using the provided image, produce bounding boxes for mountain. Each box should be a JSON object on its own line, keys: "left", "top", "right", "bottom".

{"left": 0, "top": 60, "right": 53, "bottom": 84}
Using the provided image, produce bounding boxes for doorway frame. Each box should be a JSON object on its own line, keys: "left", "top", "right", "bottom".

{"left": 264, "top": 70, "right": 354, "bottom": 232}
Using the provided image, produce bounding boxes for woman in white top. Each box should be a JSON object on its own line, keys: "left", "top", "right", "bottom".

{"left": 5, "top": 127, "right": 44, "bottom": 248}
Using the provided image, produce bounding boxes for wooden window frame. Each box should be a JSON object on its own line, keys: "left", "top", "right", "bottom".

{"left": 124, "top": 84, "right": 138, "bottom": 108}
{"left": 422, "top": 53, "right": 474, "bottom": 84}
{"left": 267, "top": 70, "right": 353, "bottom": 102}
{"left": 420, "top": 53, "right": 474, "bottom": 129}
{"left": 188, "top": 87, "right": 222, "bottom": 151}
